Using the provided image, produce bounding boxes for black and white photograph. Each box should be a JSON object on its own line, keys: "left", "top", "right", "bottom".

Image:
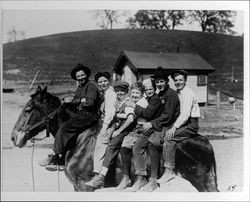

{"left": 1, "top": 1, "right": 249, "bottom": 201}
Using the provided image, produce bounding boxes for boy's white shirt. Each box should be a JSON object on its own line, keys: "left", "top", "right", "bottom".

{"left": 173, "top": 85, "right": 201, "bottom": 129}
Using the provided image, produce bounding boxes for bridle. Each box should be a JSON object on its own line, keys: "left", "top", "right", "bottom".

{"left": 22, "top": 95, "right": 63, "bottom": 141}
{"left": 23, "top": 107, "right": 61, "bottom": 141}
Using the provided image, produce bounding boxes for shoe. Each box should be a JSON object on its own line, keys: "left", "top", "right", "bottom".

{"left": 140, "top": 178, "right": 158, "bottom": 192}
{"left": 84, "top": 174, "right": 104, "bottom": 188}
{"left": 45, "top": 164, "right": 65, "bottom": 171}
{"left": 39, "top": 153, "right": 57, "bottom": 167}
{"left": 115, "top": 175, "right": 132, "bottom": 190}
{"left": 157, "top": 168, "right": 175, "bottom": 184}
{"left": 44, "top": 154, "right": 65, "bottom": 171}
{"left": 130, "top": 175, "right": 148, "bottom": 192}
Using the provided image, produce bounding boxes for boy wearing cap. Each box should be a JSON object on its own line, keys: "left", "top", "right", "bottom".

{"left": 116, "top": 79, "right": 161, "bottom": 190}
{"left": 157, "top": 69, "right": 200, "bottom": 184}
{"left": 85, "top": 80, "right": 136, "bottom": 188}
{"left": 131, "top": 67, "right": 180, "bottom": 191}
{"left": 39, "top": 63, "right": 102, "bottom": 171}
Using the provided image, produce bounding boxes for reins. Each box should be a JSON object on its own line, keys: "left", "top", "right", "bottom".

{"left": 27, "top": 107, "right": 61, "bottom": 192}
{"left": 25, "top": 110, "right": 58, "bottom": 141}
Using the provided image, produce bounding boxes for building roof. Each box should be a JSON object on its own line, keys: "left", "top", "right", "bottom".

{"left": 113, "top": 50, "right": 215, "bottom": 74}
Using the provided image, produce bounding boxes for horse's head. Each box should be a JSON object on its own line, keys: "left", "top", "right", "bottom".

{"left": 11, "top": 86, "right": 61, "bottom": 148}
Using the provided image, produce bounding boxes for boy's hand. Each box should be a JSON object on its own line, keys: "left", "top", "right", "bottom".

{"left": 81, "top": 98, "right": 86, "bottom": 103}
{"left": 164, "top": 127, "right": 176, "bottom": 141}
{"left": 125, "top": 98, "right": 135, "bottom": 108}
{"left": 141, "top": 122, "right": 152, "bottom": 132}
{"left": 63, "top": 97, "right": 72, "bottom": 103}
{"left": 112, "top": 130, "right": 121, "bottom": 138}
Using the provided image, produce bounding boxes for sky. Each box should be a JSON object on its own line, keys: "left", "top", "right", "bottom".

{"left": 0, "top": 1, "right": 247, "bottom": 43}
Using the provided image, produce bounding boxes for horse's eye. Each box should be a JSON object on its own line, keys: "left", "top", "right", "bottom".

{"left": 25, "top": 106, "right": 33, "bottom": 112}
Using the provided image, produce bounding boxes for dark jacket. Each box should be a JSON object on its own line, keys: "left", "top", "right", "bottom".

{"left": 72, "top": 80, "right": 101, "bottom": 115}
{"left": 150, "top": 85, "right": 180, "bottom": 131}
{"left": 134, "top": 93, "right": 161, "bottom": 121}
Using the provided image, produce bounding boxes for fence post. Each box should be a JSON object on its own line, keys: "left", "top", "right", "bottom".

{"left": 29, "top": 70, "right": 40, "bottom": 90}
{"left": 216, "top": 91, "right": 220, "bottom": 109}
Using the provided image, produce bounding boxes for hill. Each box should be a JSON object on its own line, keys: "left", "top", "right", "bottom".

{"left": 3, "top": 29, "right": 243, "bottom": 98}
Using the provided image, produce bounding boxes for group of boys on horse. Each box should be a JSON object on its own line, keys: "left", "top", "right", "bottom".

{"left": 39, "top": 63, "right": 201, "bottom": 192}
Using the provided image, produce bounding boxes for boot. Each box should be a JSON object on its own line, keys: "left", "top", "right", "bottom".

{"left": 115, "top": 175, "right": 132, "bottom": 190}
{"left": 39, "top": 153, "right": 57, "bottom": 167}
{"left": 130, "top": 175, "right": 148, "bottom": 192}
{"left": 140, "top": 177, "right": 158, "bottom": 192}
{"left": 45, "top": 154, "right": 65, "bottom": 171}
{"left": 84, "top": 174, "right": 105, "bottom": 188}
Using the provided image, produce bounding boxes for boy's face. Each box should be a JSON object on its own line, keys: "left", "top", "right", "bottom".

{"left": 97, "top": 76, "right": 110, "bottom": 91}
{"left": 115, "top": 87, "right": 128, "bottom": 101}
{"left": 144, "top": 83, "right": 155, "bottom": 98}
{"left": 174, "top": 74, "right": 186, "bottom": 91}
{"left": 130, "top": 88, "right": 143, "bottom": 103}
{"left": 155, "top": 78, "right": 166, "bottom": 92}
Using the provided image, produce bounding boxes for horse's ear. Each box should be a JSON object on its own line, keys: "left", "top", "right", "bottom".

{"left": 41, "top": 86, "right": 47, "bottom": 96}
{"left": 43, "top": 86, "right": 47, "bottom": 93}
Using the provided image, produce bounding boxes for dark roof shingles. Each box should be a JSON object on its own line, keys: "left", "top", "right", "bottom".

{"left": 123, "top": 51, "right": 215, "bottom": 71}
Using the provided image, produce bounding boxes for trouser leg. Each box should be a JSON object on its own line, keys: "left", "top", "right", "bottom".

{"left": 102, "top": 131, "right": 128, "bottom": 170}
{"left": 120, "top": 147, "right": 132, "bottom": 177}
{"left": 163, "top": 124, "right": 199, "bottom": 170}
{"left": 163, "top": 140, "right": 176, "bottom": 170}
{"left": 93, "top": 133, "right": 109, "bottom": 173}
{"left": 148, "top": 142, "right": 161, "bottom": 178}
{"left": 133, "top": 135, "right": 148, "bottom": 176}
{"left": 53, "top": 111, "right": 97, "bottom": 154}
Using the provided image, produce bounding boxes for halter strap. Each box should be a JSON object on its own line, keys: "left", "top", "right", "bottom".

{"left": 24, "top": 110, "right": 58, "bottom": 140}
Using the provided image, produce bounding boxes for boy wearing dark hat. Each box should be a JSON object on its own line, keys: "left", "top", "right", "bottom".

{"left": 39, "top": 63, "right": 102, "bottom": 171}
{"left": 157, "top": 69, "right": 200, "bottom": 184}
{"left": 131, "top": 67, "right": 180, "bottom": 191}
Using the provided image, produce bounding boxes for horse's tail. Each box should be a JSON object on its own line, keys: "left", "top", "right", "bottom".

{"left": 195, "top": 135, "right": 219, "bottom": 192}
{"left": 205, "top": 137, "right": 219, "bottom": 192}
{"left": 176, "top": 134, "right": 219, "bottom": 192}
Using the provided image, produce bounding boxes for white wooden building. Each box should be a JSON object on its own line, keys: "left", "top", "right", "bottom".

{"left": 113, "top": 50, "right": 215, "bottom": 104}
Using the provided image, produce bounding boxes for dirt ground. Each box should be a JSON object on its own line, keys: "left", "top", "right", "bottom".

{"left": 1, "top": 86, "right": 245, "bottom": 195}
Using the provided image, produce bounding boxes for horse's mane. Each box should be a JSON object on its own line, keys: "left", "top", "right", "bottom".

{"left": 44, "top": 92, "right": 61, "bottom": 109}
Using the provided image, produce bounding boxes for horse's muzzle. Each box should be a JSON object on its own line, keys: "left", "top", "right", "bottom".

{"left": 11, "top": 129, "right": 27, "bottom": 148}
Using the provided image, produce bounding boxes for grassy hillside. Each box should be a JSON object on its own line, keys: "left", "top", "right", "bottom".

{"left": 3, "top": 29, "right": 243, "bottom": 98}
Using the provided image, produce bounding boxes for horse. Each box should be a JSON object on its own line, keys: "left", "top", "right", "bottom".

{"left": 11, "top": 86, "right": 219, "bottom": 192}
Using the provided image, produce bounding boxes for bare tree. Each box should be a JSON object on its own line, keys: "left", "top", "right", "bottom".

{"left": 92, "top": 10, "right": 127, "bottom": 29}
{"left": 188, "top": 10, "right": 237, "bottom": 34}
{"left": 7, "top": 27, "right": 26, "bottom": 42}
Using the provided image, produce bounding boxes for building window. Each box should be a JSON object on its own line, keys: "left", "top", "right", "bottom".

{"left": 197, "top": 75, "right": 207, "bottom": 86}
